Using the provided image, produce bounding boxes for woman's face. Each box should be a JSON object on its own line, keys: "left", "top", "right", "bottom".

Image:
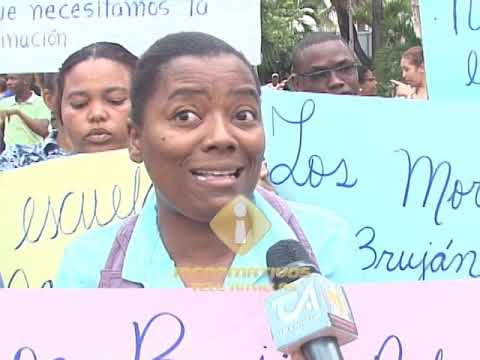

{"left": 359, "top": 69, "right": 377, "bottom": 96}
{"left": 130, "top": 54, "right": 265, "bottom": 222}
{"left": 61, "top": 58, "right": 131, "bottom": 153}
{"left": 401, "top": 57, "right": 425, "bottom": 88}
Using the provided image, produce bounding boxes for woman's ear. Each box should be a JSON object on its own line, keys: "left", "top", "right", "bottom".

{"left": 128, "top": 119, "right": 143, "bottom": 163}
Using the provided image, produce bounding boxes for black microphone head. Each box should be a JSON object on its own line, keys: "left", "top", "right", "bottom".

{"left": 266, "top": 239, "right": 311, "bottom": 268}
{"left": 266, "top": 240, "right": 318, "bottom": 289}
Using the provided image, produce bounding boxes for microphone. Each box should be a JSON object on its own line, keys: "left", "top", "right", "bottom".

{"left": 264, "top": 240, "right": 358, "bottom": 360}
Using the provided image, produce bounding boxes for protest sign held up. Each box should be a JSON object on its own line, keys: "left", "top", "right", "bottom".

{"left": 263, "top": 90, "right": 480, "bottom": 282}
{"left": 0, "top": 150, "right": 152, "bottom": 288}
{"left": 421, "top": 0, "right": 480, "bottom": 99}
{"left": 0, "top": 0, "right": 261, "bottom": 72}
{"left": 1, "top": 280, "right": 478, "bottom": 358}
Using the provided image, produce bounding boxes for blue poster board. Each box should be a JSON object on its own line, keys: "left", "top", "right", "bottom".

{"left": 263, "top": 90, "right": 480, "bottom": 282}
{"left": 421, "top": 0, "right": 480, "bottom": 99}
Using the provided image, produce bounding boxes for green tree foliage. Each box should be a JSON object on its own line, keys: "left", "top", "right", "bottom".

{"left": 382, "top": 0, "right": 418, "bottom": 47}
{"left": 374, "top": 46, "right": 407, "bottom": 96}
{"left": 260, "top": 0, "right": 421, "bottom": 94}
{"left": 353, "top": 0, "right": 421, "bottom": 95}
{"left": 353, "top": 0, "right": 418, "bottom": 46}
{"left": 259, "top": 0, "right": 331, "bottom": 83}
{"left": 259, "top": 0, "right": 302, "bottom": 83}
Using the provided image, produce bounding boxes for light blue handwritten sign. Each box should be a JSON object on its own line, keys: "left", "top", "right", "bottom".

{"left": 262, "top": 90, "right": 480, "bottom": 282}
{"left": 421, "top": 0, "right": 480, "bottom": 99}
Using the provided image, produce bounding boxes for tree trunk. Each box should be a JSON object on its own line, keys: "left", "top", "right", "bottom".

{"left": 332, "top": 0, "right": 372, "bottom": 68}
{"left": 372, "top": 0, "right": 384, "bottom": 60}
{"left": 411, "top": 0, "right": 422, "bottom": 38}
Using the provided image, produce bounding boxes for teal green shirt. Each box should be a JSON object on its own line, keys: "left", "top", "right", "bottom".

{"left": 56, "top": 191, "right": 364, "bottom": 288}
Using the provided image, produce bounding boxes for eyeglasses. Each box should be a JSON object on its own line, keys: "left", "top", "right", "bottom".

{"left": 296, "top": 63, "right": 359, "bottom": 84}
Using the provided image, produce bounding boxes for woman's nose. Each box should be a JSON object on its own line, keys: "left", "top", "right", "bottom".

{"left": 201, "top": 114, "right": 238, "bottom": 153}
{"left": 87, "top": 102, "right": 108, "bottom": 123}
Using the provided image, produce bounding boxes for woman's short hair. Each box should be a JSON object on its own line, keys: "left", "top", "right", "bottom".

{"left": 131, "top": 31, "right": 261, "bottom": 126}
{"left": 402, "top": 46, "right": 424, "bottom": 67}
{"left": 56, "top": 42, "right": 138, "bottom": 123}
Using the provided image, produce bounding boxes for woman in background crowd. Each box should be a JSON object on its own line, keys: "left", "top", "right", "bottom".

{"left": 391, "top": 45, "right": 428, "bottom": 100}
{"left": 56, "top": 41, "right": 137, "bottom": 153}
{"left": 0, "top": 42, "right": 138, "bottom": 170}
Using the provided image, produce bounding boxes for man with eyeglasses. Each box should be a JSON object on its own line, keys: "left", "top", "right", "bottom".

{"left": 290, "top": 32, "right": 360, "bottom": 95}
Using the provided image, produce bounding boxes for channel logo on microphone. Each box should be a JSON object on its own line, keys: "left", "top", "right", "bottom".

{"left": 210, "top": 195, "right": 271, "bottom": 255}
{"left": 272, "top": 282, "right": 321, "bottom": 322}
{"left": 265, "top": 274, "right": 358, "bottom": 353}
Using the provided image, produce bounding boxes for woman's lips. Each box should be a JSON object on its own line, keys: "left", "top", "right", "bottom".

{"left": 190, "top": 168, "right": 243, "bottom": 187}
{"left": 85, "top": 129, "right": 112, "bottom": 144}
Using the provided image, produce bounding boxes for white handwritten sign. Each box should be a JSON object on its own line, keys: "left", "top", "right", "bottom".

{"left": 0, "top": 0, "right": 261, "bottom": 72}
{"left": 421, "top": 0, "right": 480, "bottom": 99}
{"left": 263, "top": 91, "right": 480, "bottom": 282}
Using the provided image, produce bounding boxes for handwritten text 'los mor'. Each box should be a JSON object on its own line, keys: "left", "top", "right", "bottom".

{"left": 268, "top": 99, "right": 358, "bottom": 190}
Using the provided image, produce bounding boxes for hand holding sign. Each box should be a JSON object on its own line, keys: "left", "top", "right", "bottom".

{"left": 390, "top": 80, "right": 415, "bottom": 98}
{"left": 0, "top": 110, "right": 15, "bottom": 126}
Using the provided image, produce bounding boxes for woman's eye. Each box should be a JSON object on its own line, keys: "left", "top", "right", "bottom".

{"left": 174, "top": 110, "right": 199, "bottom": 123}
{"left": 108, "top": 98, "right": 127, "bottom": 106}
{"left": 70, "top": 102, "right": 87, "bottom": 109}
{"left": 236, "top": 110, "right": 257, "bottom": 122}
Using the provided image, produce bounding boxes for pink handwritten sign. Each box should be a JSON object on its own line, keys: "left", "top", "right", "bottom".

{"left": 0, "top": 280, "right": 477, "bottom": 359}
{"left": 0, "top": 291, "right": 277, "bottom": 359}
{"left": 342, "top": 279, "right": 479, "bottom": 359}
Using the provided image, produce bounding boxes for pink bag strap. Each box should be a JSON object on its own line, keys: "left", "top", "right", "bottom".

{"left": 256, "top": 186, "right": 319, "bottom": 268}
{"left": 99, "top": 188, "right": 319, "bottom": 287}
{"left": 98, "top": 215, "right": 143, "bottom": 288}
